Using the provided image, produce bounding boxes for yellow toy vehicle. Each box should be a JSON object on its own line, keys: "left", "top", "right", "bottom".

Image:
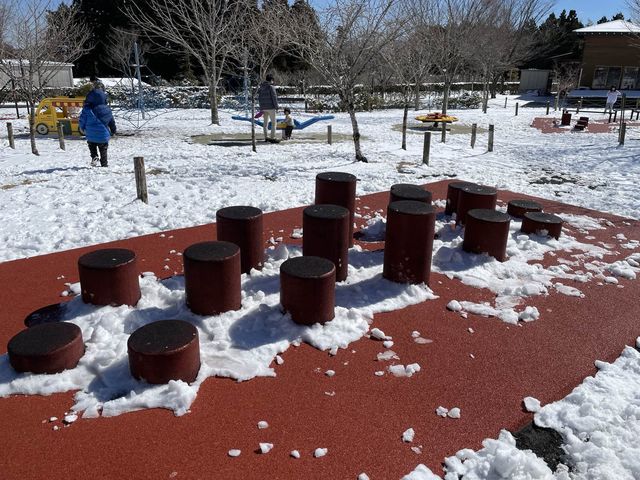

{"left": 33, "top": 97, "right": 85, "bottom": 135}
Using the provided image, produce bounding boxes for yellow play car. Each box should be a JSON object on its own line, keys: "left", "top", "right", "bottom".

{"left": 33, "top": 97, "right": 85, "bottom": 135}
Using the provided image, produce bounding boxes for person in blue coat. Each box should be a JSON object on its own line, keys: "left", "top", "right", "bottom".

{"left": 79, "top": 81, "right": 116, "bottom": 167}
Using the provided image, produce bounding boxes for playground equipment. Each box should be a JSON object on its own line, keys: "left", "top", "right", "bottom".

{"left": 232, "top": 114, "right": 335, "bottom": 130}
{"left": 415, "top": 112, "right": 459, "bottom": 126}
{"left": 33, "top": 97, "right": 85, "bottom": 135}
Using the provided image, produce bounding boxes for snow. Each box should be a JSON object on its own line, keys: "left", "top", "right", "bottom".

{"left": 227, "top": 449, "right": 241, "bottom": 457}
{"left": 314, "top": 447, "right": 328, "bottom": 458}
{"left": 388, "top": 363, "right": 421, "bottom": 377}
{"left": 523, "top": 396, "right": 542, "bottom": 413}
{"left": 403, "top": 427, "right": 415, "bottom": 443}
{"left": 257, "top": 420, "right": 269, "bottom": 429}
{"left": 290, "top": 450, "right": 300, "bottom": 459}
{"left": 259, "top": 443, "right": 273, "bottom": 454}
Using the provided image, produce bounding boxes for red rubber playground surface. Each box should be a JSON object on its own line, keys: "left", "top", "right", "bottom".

{"left": 1, "top": 180, "right": 639, "bottom": 479}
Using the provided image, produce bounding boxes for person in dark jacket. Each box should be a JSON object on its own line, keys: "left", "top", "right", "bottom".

{"left": 257, "top": 74, "right": 279, "bottom": 142}
{"left": 79, "top": 81, "right": 116, "bottom": 167}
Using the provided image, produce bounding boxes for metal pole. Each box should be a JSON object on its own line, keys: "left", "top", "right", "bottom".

{"left": 133, "top": 42, "right": 145, "bottom": 120}
{"left": 422, "top": 132, "right": 431, "bottom": 165}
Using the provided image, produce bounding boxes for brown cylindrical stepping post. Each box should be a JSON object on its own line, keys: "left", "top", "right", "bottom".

{"left": 128, "top": 320, "right": 200, "bottom": 384}
{"left": 383, "top": 200, "right": 436, "bottom": 284}
{"left": 8, "top": 322, "right": 84, "bottom": 374}
{"left": 456, "top": 184, "right": 498, "bottom": 225}
{"left": 216, "top": 206, "right": 264, "bottom": 274}
{"left": 303, "top": 205, "right": 350, "bottom": 282}
{"left": 280, "top": 256, "right": 335, "bottom": 325}
{"left": 315, "top": 172, "right": 357, "bottom": 246}
{"left": 184, "top": 241, "right": 241, "bottom": 315}
{"left": 462, "top": 209, "right": 511, "bottom": 262}
{"left": 78, "top": 248, "right": 141, "bottom": 306}
{"left": 389, "top": 183, "right": 432, "bottom": 204}
{"left": 507, "top": 199, "right": 543, "bottom": 219}
{"left": 521, "top": 212, "right": 563, "bottom": 240}
{"left": 445, "top": 181, "right": 476, "bottom": 216}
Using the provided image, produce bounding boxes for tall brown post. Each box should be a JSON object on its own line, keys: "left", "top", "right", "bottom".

{"left": 441, "top": 122, "right": 446, "bottom": 143}
{"left": 7, "top": 122, "right": 14, "bottom": 149}
{"left": 470, "top": 123, "right": 477, "bottom": 148}
{"left": 488, "top": 125, "right": 495, "bottom": 152}
{"left": 327, "top": 125, "right": 332, "bottom": 145}
{"left": 515, "top": 103, "right": 519, "bottom": 116}
{"left": 57, "top": 123, "right": 65, "bottom": 150}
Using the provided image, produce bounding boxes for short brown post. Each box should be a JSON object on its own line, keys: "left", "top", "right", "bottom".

{"left": 463, "top": 209, "right": 511, "bottom": 262}
{"left": 619, "top": 122, "right": 627, "bottom": 146}
{"left": 441, "top": 121, "right": 446, "bottom": 143}
{"left": 7, "top": 122, "right": 15, "bottom": 149}
{"left": 470, "top": 123, "right": 477, "bottom": 149}
{"left": 445, "top": 181, "right": 476, "bottom": 216}
{"left": 134, "top": 156, "right": 148, "bottom": 204}
{"left": 422, "top": 131, "right": 431, "bottom": 165}
{"left": 57, "top": 122, "right": 65, "bottom": 150}
{"left": 280, "top": 256, "right": 335, "bottom": 325}
{"left": 184, "top": 241, "right": 241, "bottom": 315}
{"left": 515, "top": 102, "right": 519, "bottom": 116}
{"left": 78, "top": 248, "right": 141, "bottom": 306}
{"left": 303, "top": 204, "right": 350, "bottom": 282}
{"left": 546, "top": 101, "right": 550, "bottom": 115}
{"left": 327, "top": 124, "right": 332, "bottom": 145}
{"left": 383, "top": 200, "right": 436, "bottom": 284}
{"left": 315, "top": 172, "right": 357, "bottom": 246}
{"left": 488, "top": 124, "right": 495, "bottom": 152}
{"left": 216, "top": 206, "right": 264, "bottom": 274}
{"left": 521, "top": 212, "right": 563, "bottom": 239}
{"left": 456, "top": 184, "right": 498, "bottom": 225}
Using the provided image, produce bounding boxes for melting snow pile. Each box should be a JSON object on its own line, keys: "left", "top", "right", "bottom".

{"left": 0, "top": 244, "right": 436, "bottom": 417}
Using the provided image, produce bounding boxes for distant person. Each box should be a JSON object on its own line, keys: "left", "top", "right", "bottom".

{"left": 282, "top": 107, "right": 294, "bottom": 140}
{"left": 79, "top": 81, "right": 116, "bottom": 167}
{"left": 605, "top": 86, "right": 621, "bottom": 114}
{"left": 258, "top": 74, "right": 279, "bottom": 143}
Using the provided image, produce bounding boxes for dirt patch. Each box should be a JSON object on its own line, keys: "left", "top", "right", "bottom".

{"left": 191, "top": 131, "right": 357, "bottom": 146}
{"left": 392, "top": 123, "right": 488, "bottom": 135}
{"left": 0, "top": 179, "right": 46, "bottom": 190}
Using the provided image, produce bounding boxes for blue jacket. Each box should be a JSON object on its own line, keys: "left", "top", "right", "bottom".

{"left": 79, "top": 89, "right": 116, "bottom": 143}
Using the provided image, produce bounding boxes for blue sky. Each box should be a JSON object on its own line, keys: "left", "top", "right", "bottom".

{"left": 553, "top": 0, "right": 631, "bottom": 23}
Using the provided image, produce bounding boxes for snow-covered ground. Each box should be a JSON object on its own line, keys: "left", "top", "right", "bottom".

{"left": 1, "top": 95, "right": 640, "bottom": 478}
{"left": 0, "top": 94, "right": 637, "bottom": 262}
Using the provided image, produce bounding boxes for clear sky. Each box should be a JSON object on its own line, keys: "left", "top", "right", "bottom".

{"left": 549, "top": 1, "right": 631, "bottom": 23}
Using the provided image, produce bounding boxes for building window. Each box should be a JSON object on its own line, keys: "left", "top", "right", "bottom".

{"left": 622, "top": 67, "right": 639, "bottom": 89}
{"left": 592, "top": 67, "right": 608, "bottom": 88}
{"left": 606, "top": 67, "right": 622, "bottom": 89}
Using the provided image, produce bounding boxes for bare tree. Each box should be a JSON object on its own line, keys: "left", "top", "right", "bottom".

{"left": 104, "top": 29, "right": 147, "bottom": 91}
{"left": 125, "top": 0, "right": 247, "bottom": 125}
{"left": 0, "top": 0, "right": 90, "bottom": 155}
{"left": 244, "top": 2, "right": 292, "bottom": 81}
{"left": 287, "top": 0, "right": 403, "bottom": 162}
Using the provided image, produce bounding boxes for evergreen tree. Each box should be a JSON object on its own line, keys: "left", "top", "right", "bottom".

{"left": 525, "top": 9, "right": 584, "bottom": 69}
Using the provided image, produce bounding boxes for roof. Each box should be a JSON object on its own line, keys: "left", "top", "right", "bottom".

{"left": 0, "top": 59, "right": 74, "bottom": 67}
{"left": 575, "top": 19, "right": 640, "bottom": 35}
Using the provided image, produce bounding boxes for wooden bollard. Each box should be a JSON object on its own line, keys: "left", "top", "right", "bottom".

{"left": 504, "top": 97, "right": 507, "bottom": 109}
{"left": 57, "top": 123, "right": 65, "bottom": 150}
{"left": 134, "top": 156, "right": 148, "bottom": 204}
{"left": 441, "top": 122, "right": 446, "bottom": 143}
{"left": 7, "top": 122, "right": 14, "bottom": 149}
{"left": 422, "top": 131, "right": 431, "bottom": 165}
{"left": 546, "top": 101, "right": 550, "bottom": 115}
{"left": 327, "top": 125, "right": 332, "bottom": 145}
{"left": 488, "top": 124, "right": 495, "bottom": 152}
{"left": 471, "top": 123, "right": 477, "bottom": 149}
{"left": 515, "top": 103, "right": 519, "bottom": 116}
{"left": 619, "top": 122, "right": 627, "bottom": 146}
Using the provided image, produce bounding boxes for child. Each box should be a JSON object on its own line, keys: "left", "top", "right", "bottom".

{"left": 282, "top": 108, "right": 294, "bottom": 140}
{"left": 79, "top": 81, "right": 116, "bottom": 167}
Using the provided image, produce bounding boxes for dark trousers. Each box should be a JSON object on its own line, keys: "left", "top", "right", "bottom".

{"left": 88, "top": 141, "right": 109, "bottom": 166}
{"left": 284, "top": 126, "right": 293, "bottom": 139}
